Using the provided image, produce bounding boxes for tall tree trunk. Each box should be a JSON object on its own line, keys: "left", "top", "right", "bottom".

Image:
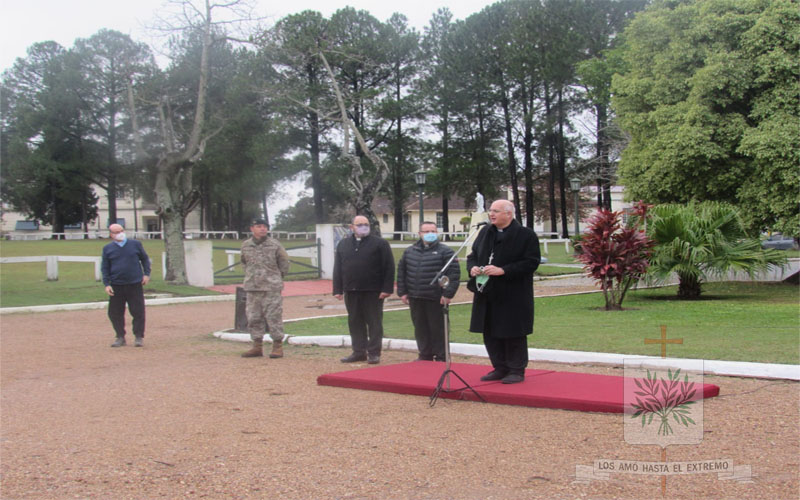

{"left": 521, "top": 83, "right": 535, "bottom": 229}
{"left": 499, "top": 77, "right": 522, "bottom": 222}
{"left": 309, "top": 95, "right": 324, "bottom": 223}
{"left": 107, "top": 90, "right": 118, "bottom": 227}
{"left": 596, "top": 103, "right": 612, "bottom": 210}
{"left": 440, "top": 110, "right": 451, "bottom": 238}
{"left": 391, "top": 76, "right": 404, "bottom": 240}
{"left": 557, "top": 87, "right": 569, "bottom": 238}
{"left": 544, "top": 82, "right": 557, "bottom": 236}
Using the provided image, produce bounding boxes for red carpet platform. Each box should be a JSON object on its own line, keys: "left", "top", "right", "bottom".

{"left": 317, "top": 361, "right": 720, "bottom": 413}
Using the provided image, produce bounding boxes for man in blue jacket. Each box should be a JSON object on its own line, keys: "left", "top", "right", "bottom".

{"left": 397, "top": 221, "right": 460, "bottom": 361}
{"left": 333, "top": 215, "right": 395, "bottom": 364}
{"left": 101, "top": 224, "right": 151, "bottom": 347}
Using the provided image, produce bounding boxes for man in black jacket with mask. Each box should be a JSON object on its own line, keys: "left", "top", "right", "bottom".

{"left": 333, "top": 215, "right": 395, "bottom": 364}
{"left": 467, "top": 200, "right": 540, "bottom": 384}
{"left": 397, "top": 221, "right": 460, "bottom": 361}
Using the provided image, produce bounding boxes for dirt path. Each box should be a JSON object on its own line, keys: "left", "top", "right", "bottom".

{"left": 1, "top": 286, "right": 797, "bottom": 499}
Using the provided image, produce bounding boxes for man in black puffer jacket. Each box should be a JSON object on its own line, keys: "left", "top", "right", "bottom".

{"left": 397, "top": 221, "right": 460, "bottom": 361}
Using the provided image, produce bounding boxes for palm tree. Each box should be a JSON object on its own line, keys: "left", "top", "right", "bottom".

{"left": 647, "top": 202, "right": 787, "bottom": 299}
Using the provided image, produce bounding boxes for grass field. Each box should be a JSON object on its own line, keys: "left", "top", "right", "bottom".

{"left": 0, "top": 238, "right": 582, "bottom": 304}
{"left": 284, "top": 281, "right": 800, "bottom": 365}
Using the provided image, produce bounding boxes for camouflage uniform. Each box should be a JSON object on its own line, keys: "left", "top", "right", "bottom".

{"left": 241, "top": 236, "right": 290, "bottom": 343}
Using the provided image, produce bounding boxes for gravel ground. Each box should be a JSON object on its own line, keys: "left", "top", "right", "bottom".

{"left": 1, "top": 283, "right": 798, "bottom": 499}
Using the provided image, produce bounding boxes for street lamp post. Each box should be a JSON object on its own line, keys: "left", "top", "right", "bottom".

{"left": 415, "top": 168, "right": 427, "bottom": 231}
{"left": 570, "top": 177, "right": 581, "bottom": 237}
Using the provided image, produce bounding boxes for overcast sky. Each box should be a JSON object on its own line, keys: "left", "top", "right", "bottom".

{"left": 0, "top": 0, "right": 498, "bottom": 71}
{"left": 0, "top": 0, "right": 497, "bottom": 221}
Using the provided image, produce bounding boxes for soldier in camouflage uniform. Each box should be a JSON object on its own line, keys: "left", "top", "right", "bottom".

{"left": 240, "top": 218, "right": 290, "bottom": 358}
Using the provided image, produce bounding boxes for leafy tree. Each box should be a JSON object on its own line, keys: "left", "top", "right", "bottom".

{"left": 273, "top": 196, "right": 317, "bottom": 231}
{"left": 646, "top": 201, "right": 787, "bottom": 299}
{"left": 1, "top": 42, "right": 100, "bottom": 234}
{"left": 418, "top": 8, "right": 460, "bottom": 233}
{"left": 73, "top": 29, "right": 156, "bottom": 225}
{"left": 262, "top": 11, "right": 333, "bottom": 223}
{"left": 129, "top": 0, "right": 253, "bottom": 284}
{"left": 379, "top": 13, "right": 422, "bottom": 239}
{"left": 612, "top": 0, "right": 800, "bottom": 237}
{"left": 575, "top": 201, "right": 653, "bottom": 310}
{"left": 574, "top": 0, "right": 648, "bottom": 209}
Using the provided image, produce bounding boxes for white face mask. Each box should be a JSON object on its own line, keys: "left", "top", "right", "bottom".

{"left": 354, "top": 225, "right": 370, "bottom": 237}
{"left": 114, "top": 232, "right": 126, "bottom": 242}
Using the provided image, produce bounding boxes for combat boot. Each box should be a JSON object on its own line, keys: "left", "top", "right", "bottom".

{"left": 241, "top": 340, "right": 263, "bottom": 358}
{"left": 269, "top": 339, "right": 284, "bottom": 359}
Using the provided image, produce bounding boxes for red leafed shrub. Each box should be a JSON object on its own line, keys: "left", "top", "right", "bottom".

{"left": 575, "top": 204, "right": 654, "bottom": 310}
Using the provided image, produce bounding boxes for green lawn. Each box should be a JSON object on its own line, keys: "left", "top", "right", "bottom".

{"left": 285, "top": 281, "right": 800, "bottom": 365}
{"left": 0, "top": 239, "right": 223, "bottom": 306}
{"left": 0, "top": 238, "right": 321, "bottom": 305}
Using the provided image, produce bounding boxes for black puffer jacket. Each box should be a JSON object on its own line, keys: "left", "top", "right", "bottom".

{"left": 397, "top": 240, "right": 460, "bottom": 300}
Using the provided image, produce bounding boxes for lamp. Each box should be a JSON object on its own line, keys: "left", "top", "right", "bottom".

{"left": 415, "top": 168, "right": 427, "bottom": 230}
{"left": 570, "top": 177, "right": 581, "bottom": 237}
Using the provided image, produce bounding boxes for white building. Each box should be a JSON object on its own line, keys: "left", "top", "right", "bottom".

{"left": 1, "top": 185, "right": 201, "bottom": 239}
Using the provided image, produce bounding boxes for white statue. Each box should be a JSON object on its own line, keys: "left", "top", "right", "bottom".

{"left": 475, "top": 192, "right": 485, "bottom": 213}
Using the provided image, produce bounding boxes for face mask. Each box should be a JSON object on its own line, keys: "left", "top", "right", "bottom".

{"left": 422, "top": 233, "right": 438, "bottom": 243}
{"left": 354, "top": 225, "right": 370, "bottom": 237}
{"left": 114, "top": 232, "right": 126, "bottom": 242}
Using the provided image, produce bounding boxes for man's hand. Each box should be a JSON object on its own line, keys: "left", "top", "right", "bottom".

{"left": 334, "top": 294, "right": 343, "bottom": 301}
{"left": 470, "top": 266, "right": 482, "bottom": 277}
{"left": 400, "top": 294, "right": 409, "bottom": 305}
{"left": 440, "top": 296, "right": 451, "bottom": 306}
{"left": 482, "top": 265, "right": 505, "bottom": 276}
{"left": 105, "top": 286, "right": 114, "bottom": 296}
{"left": 142, "top": 275, "right": 150, "bottom": 286}
{"left": 378, "top": 292, "right": 391, "bottom": 300}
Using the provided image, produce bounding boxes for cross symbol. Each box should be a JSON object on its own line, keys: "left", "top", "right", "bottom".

{"left": 644, "top": 325, "right": 683, "bottom": 358}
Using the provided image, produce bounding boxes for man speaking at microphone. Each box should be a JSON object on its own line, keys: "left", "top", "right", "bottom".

{"left": 467, "top": 200, "right": 540, "bottom": 384}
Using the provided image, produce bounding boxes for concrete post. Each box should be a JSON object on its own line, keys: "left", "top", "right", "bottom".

{"left": 184, "top": 240, "right": 214, "bottom": 287}
{"left": 46, "top": 256, "right": 58, "bottom": 281}
{"left": 316, "top": 224, "right": 349, "bottom": 280}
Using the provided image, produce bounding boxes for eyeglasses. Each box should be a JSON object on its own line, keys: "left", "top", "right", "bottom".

{"left": 355, "top": 224, "right": 370, "bottom": 228}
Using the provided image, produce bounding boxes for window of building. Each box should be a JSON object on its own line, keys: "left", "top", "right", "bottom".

{"left": 436, "top": 212, "right": 444, "bottom": 229}
{"left": 382, "top": 214, "right": 388, "bottom": 223}
{"left": 15, "top": 220, "right": 39, "bottom": 230}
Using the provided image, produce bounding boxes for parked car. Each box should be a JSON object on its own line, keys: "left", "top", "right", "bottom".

{"left": 761, "top": 233, "right": 797, "bottom": 250}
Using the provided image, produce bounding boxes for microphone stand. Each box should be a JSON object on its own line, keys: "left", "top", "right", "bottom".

{"left": 429, "top": 223, "right": 488, "bottom": 407}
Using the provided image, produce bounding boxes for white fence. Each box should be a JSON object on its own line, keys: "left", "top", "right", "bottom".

{"left": 0, "top": 256, "right": 102, "bottom": 281}
{"left": 4, "top": 230, "right": 240, "bottom": 241}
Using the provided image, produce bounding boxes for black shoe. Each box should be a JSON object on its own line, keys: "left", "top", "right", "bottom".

{"left": 340, "top": 353, "right": 367, "bottom": 363}
{"left": 111, "top": 337, "right": 126, "bottom": 348}
{"left": 501, "top": 374, "right": 525, "bottom": 384}
{"left": 134, "top": 337, "right": 144, "bottom": 347}
{"left": 367, "top": 354, "right": 380, "bottom": 365}
{"left": 479, "top": 370, "right": 507, "bottom": 381}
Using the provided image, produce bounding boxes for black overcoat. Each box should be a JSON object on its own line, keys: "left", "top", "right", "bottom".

{"left": 467, "top": 220, "right": 540, "bottom": 337}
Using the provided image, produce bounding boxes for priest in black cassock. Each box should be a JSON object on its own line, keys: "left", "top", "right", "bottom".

{"left": 467, "top": 199, "right": 541, "bottom": 384}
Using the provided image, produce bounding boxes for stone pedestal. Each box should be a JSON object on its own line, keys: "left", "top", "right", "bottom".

{"left": 234, "top": 287, "right": 267, "bottom": 333}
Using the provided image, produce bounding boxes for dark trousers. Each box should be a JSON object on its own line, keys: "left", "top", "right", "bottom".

{"left": 344, "top": 291, "right": 384, "bottom": 356}
{"left": 409, "top": 298, "right": 446, "bottom": 361}
{"left": 108, "top": 283, "right": 146, "bottom": 339}
{"left": 483, "top": 334, "right": 529, "bottom": 376}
